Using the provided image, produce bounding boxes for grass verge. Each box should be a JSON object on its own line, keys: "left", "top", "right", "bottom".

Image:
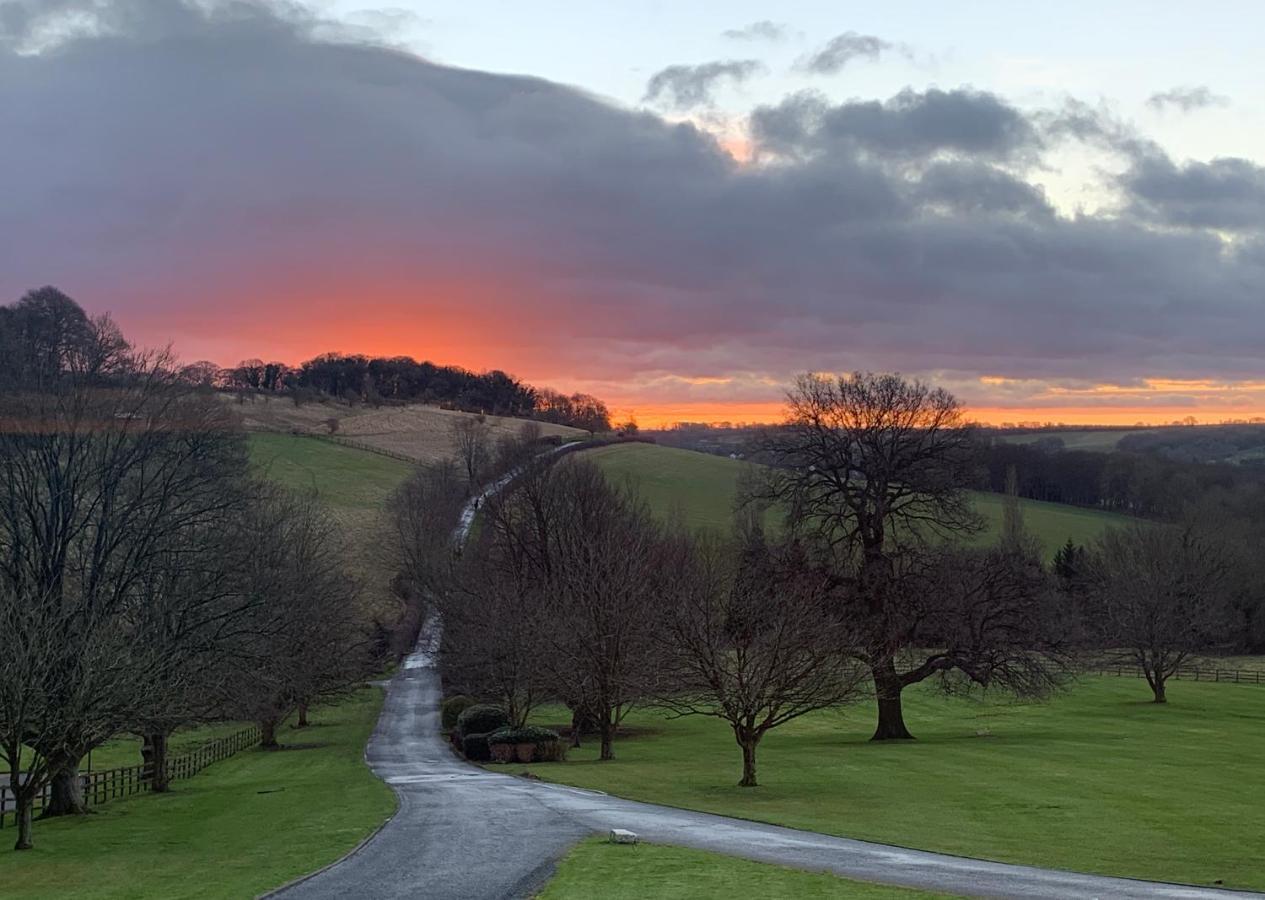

{"left": 537, "top": 838, "right": 953, "bottom": 899}
{"left": 525, "top": 677, "right": 1265, "bottom": 890}
{"left": 0, "top": 686, "right": 394, "bottom": 899}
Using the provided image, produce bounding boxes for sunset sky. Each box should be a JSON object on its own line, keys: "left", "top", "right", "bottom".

{"left": 3, "top": 1, "right": 1265, "bottom": 427}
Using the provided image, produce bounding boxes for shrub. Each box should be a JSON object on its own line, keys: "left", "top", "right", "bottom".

{"left": 487, "top": 726, "right": 565, "bottom": 763}
{"left": 486, "top": 725, "right": 558, "bottom": 746}
{"left": 462, "top": 732, "right": 492, "bottom": 762}
{"left": 457, "top": 704, "right": 509, "bottom": 736}
{"left": 534, "top": 740, "right": 568, "bottom": 763}
{"left": 441, "top": 695, "right": 477, "bottom": 731}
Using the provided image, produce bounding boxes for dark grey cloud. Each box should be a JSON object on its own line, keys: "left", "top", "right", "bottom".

{"left": 1147, "top": 85, "right": 1228, "bottom": 113}
{"left": 1122, "top": 155, "right": 1265, "bottom": 231}
{"left": 1, "top": 0, "right": 1263, "bottom": 405}
{"left": 801, "top": 31, "right": 907, "bottom": 75}
{"left": 721, "top": 20, "right": 786, "bottom": 42}
{"left": 752, "top": 88, "right": 1041, "bottom": 162}
{"left": 643, "top": 59, "right": 763, "bottom": 110}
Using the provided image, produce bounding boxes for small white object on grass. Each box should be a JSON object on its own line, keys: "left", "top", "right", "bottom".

{"left": 609, "top": 829, "right": 639, "bottom": 845}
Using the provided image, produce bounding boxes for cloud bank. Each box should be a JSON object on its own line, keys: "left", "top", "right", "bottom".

{"left": 1, "top": 1, "right": 1263, "bottom": 419}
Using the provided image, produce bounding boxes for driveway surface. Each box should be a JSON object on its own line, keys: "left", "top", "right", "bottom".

{"left": 273, "top": 454, "right": 1261, "bottom": 900}
{"left": 272, "top": 633, "right": 1260, "bottom": 900}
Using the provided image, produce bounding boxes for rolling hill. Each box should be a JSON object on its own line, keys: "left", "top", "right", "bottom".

{"left": 228, "top": 394, "right": 586, "bottom": 463}
{"left": 584, "top": 443, "right": 1131, "bottom": 556}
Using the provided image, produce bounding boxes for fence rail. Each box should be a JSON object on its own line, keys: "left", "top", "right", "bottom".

{"left": 1, "top": 725, "right": 260, "bottom": 829}
{"left": 1092, "top": 665, "right": 1265, "bottom": 685}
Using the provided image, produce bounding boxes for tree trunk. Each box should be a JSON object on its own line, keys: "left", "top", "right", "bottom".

{"left": 143, "top": 732, "right": 171, "bottom": 792}
{"left": 736, "top": 730, "right": 759, "bottom": 788}
{"left": 260, "top": 718, "right": 280, "bottom": 750}
{"left": 598, "top": 712, "right": 614, "bottom": 761}
{"left": 1143, "top": 662, "right": 1168, "bottom": 704}
{"left": 296, "top": 703, "right": 309, "bottom": 728}
{"left": 14, "top": 798, "right": 33, "bottom": 850}
{"left": 42, "top": 763, "right": 87, "bottom": 816}
{"left": 570, "top": 708, "right": 583, "bottom": 749}
{"left": 871, "top": 658, "right": 914, "bottom": 741}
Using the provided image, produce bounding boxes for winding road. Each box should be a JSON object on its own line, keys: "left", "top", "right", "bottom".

{"left": 272, "top": 450, "right": 1261, "bottom": 899}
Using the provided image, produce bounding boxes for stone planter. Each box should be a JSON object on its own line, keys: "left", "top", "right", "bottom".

{"left": 490, "top": 742, "right": 516, "bottom": 763}
{"left": 514, "top": 742, "right": 537, "bottom": 763}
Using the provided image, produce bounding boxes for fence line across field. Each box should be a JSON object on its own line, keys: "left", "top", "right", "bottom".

{"left": 0, "top": 725, "right": 260, "bottom": 829}
{"left": 1092, "top": 665, "right": 1265, "bottom": 685}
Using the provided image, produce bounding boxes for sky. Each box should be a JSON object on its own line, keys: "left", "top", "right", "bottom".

{"left": 2, "top": 1, "right": 1264, "bottom": 427}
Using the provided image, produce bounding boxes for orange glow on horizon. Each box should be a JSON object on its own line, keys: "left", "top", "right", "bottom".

{"left": 630, "top": 403, "right": 1265, "bottom": 430}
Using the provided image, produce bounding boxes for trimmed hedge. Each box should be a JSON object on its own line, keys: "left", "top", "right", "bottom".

{"left": 462, "top": 732, "right": 492, "bottom": 762}
{"left": 487, "top": 725, "right": 559, "bottom": 746}
{"left": 441, "top": 695, "right": 477, "bottom": 731}
{"left": 487, "top": 725, "right": 565, "bottom": 763}
{"left": 457, "top": 704, "right": 509, "bottom": 736}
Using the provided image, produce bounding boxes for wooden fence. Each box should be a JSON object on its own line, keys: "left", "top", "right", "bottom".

{"left": 1093, "top": 665, "right": 1265, "bottom": 685}
{"left": 0, "top": 725, "right": 260, "bottom": 829}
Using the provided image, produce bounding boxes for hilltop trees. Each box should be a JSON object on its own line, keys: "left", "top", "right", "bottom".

{"left": 754, "top": 372, "right": 1066, "bottom": 739}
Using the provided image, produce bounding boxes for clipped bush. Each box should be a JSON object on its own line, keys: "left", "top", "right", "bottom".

{"left": 462, "top": 732, "right": 492, "bottom": 762}
{"left": 457, "top": 704, "right": 509, "bottom": 737}
{"left": 487, "top": 725, "right": 559, "bottom": 746}
{"left": 487, "top": 726, "right": 565, "bottom": 763}
{"left": 441, "top": 695, "right": 477, "bottom": 731}
{"left": 534, "top": 740, "right": 568, "bottom": 763}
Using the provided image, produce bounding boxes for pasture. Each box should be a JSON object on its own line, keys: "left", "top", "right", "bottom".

{"left": 995, "top": 429, "right": 1145, "bottom": 452}
{"left": 527, "top": 677, "right": 1265, "bottom": 890}
{"left": 585, "top": 443, "right": 1130, "bottom": 556}
{"left": 539, "top": 838, "right": 948, "bottom": 899}
{"left": 0, "top": 688, "right": 394, "bottom": 899}
{"left": 231, "top": 394, "right": 584, "bottom": 462}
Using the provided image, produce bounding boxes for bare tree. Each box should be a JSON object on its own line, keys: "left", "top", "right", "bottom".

{"left": 1084, "top": 520, "right": 1233, "bottom": 703}
{"left": 659, "top": 521, "right": 865, "bottom": 786}
{"left": 439, "top": 459, "right": 665, "bottom": 759}
{"left": 440, "top": 539, "right": 550, "bottom": 727}
{"left": 451, "top": 416, "right": 492, "bottom": 488}
{"left": 381, "top": 460, "right": 466, "bottom": 658}
{"left": 0, "top": 311, "right": 245, "bottom": 846}
{"left": 754, "top": 372, "right": 1064, "bottom": 740}
{"left": 224, "top": 491, "right": 366, "bottom": 748}
{"left": 542, "top": 463, "right": 668, "bottom": 760}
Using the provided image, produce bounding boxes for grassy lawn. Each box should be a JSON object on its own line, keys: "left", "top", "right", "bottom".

{"left": 525, "top": 677, "right": 1265, "bottom": 890}
{"left": 538, "top": 838, "right": 953, "bottom": 899}
{"left": 246, "top": 432, "right": 413, "bottom": 512}
{"left": 0, "top": 686, "right": 395, "bottom": 899}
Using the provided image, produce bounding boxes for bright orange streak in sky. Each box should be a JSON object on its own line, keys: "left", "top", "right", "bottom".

{"left": 630, "top": 403, "right": 1265, "bottom": 430}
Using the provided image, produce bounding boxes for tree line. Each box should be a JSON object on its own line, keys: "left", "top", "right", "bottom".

{"left": 0, "top": 288, "right": 373, "bottom": 850}
{"left": 187, "top": 352, "right": 612, "bottom": 432}
{"left": 389, "top": 372, "right": 1265, "bottom": 788}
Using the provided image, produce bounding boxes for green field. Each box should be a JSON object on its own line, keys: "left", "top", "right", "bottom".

{"left": 527, "top": 677, "right": 1265, "bottom": 890}
{"left": 585, "top": 443, "right": 1129, "bottom": 556}
{"left": 539, "top": 838, "right": 950, "bottom": 899}
{"left": 0, "top": 687, "right": 395, "bottom": 898}
{"left": 246, "top": 432, "right": 413, "bottom": 512}
{"left": 996, "top": 430, "right": 1145, "bottom": 451}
